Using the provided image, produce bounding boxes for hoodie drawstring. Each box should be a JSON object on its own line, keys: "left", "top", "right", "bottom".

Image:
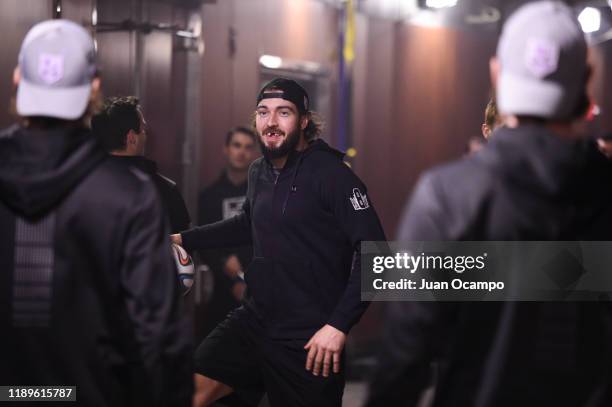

{"left": 281, "top": 153, "right": 305, "bottom": 215}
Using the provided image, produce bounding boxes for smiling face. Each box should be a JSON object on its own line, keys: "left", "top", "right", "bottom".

{"left": 255, "top": 96, "right": 307, "bottom": 160}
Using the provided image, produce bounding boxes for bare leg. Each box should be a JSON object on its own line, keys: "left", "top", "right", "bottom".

{"left": 192, "top": 373, "right": 234, "bottom": 407}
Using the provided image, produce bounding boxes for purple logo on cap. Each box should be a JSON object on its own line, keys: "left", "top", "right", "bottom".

{"left": 38, "top": 53, "right": 64, "bottom": 84}
{"left": 524, "top": 38, "right": 559, "bottom": 78}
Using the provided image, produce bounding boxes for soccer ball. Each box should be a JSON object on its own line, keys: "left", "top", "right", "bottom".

{"left": 171, "top": 243, "right": 194, "bottom": 295}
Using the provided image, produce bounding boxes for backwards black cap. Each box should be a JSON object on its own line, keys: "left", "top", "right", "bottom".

{"left": 256, "top": 78, "right": 310, "bottom": 113}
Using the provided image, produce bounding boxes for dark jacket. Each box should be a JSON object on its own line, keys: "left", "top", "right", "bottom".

{"left": 107, "top": 155, "right": 191, "bottom": 234}
{"left": 0, "top": 125, "right": 192, "bottom": 406}
{"left": 182, "top": 139, "right": 387, "bottom": 339}
{"left": 367, "top": 126, "right": 612, "bottom": 407}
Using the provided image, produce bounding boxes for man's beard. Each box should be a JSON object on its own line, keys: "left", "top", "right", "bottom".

{"left": 258, "top": 127, "right": 301, "bottom": 160}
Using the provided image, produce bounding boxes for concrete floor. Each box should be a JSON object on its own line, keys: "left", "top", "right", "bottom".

{"left": 343, "top": 381, "right": 434, "bottom": 407}
{"left": 343, "top": 381, "right": 368, "bottom": 407}
{"left": 221, "top": 381, "right": 432, "bottom": 407}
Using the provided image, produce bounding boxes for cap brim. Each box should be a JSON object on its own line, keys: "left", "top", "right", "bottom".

{"left": 16, "top": 79, "right": 91, "bottom": 120}
{"left": 497, "top": 71, "right": 575, "bottom": 121}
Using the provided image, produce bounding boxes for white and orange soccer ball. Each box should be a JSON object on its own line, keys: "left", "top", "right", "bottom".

{"left": 171, "top": 243, "right": 194, "bottom": 295}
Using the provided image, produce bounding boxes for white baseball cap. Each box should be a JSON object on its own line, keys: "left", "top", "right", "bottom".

{"left": 17, "top": 19, "right": 96, "bottom": 120}
{"left": 496, "top": 1, "right": 587, "bottom": 121}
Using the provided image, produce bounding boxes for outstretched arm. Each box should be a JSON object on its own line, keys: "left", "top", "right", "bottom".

{"left": 175, "top": 208, "right": 252, "bottom": 252}
{"left": 174, "top": 161, "right": 260, "bottom": 253}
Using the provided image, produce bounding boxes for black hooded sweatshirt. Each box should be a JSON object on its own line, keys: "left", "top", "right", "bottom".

{"left": 0, "top": 125, "right": 192, "bottom": 406}
{"left": 182, "top": 139, "right": 387, "bottom": 339}
{"left": 368, "top": 126, "right": 612, "bottom": 407}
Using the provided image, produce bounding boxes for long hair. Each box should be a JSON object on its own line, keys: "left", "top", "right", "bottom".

{"left": 303, "top": 111, "right": 324, "bottom": 141}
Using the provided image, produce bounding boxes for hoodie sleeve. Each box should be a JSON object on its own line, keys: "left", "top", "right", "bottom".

{"left": 181, "top": 205, "right": 251, "bottom": 253}
{"left": 121, "top": 180, "right": 193, "bottom": 406}
{"left": 181, "top": 163, "right": 257, "bottom": 253}
{"left": 321, "top": 161, "right": 387, "bottom": 334}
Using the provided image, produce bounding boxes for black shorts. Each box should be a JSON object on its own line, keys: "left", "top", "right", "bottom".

{"left": 194, "top": 307, "right": 345, "bottom": 407}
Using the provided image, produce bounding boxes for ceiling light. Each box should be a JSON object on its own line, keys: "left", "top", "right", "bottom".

{"left": 424, "top": 0, "right": 458, "bottom": 9}
{"left": 578, "top": 7, "right": 601, "bottom": 33}
{"left": 259, "top": 55, "right": 283, "bottom": 69}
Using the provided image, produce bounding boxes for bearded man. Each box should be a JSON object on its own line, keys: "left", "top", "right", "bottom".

{"left": 172, "top": 78, "right": 386, "bottom": 407}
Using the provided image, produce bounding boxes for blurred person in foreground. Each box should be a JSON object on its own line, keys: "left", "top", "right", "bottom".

{"left": 0, "top": 20, "right": 192, "bottom": 406}
{"left": 367, "top": 2, "right": 612, "bottom": 406}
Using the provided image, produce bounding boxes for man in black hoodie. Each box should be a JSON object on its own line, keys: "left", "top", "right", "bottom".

{"left": 92, "top": 96, "right": 191, "bottom": 234}
{"left": 366, "top": 2, "right": 612, "bottom": 406}
{"left": 0, "top": 20, "right": 192, "bottom": 406}
{"left": 172, "top": 78, "right": 386, "bottom": 406}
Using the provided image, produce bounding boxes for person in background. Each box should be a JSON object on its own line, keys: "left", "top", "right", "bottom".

{"left": 195, "top": 126, "right": 257, "bottom": 343}
{"left": 92, "top": 96, "right": 191, "bottom": 234}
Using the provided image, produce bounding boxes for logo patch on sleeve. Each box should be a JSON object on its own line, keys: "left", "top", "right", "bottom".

{"left": 349, "top": 188, "right": 370, "bottom": 211}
